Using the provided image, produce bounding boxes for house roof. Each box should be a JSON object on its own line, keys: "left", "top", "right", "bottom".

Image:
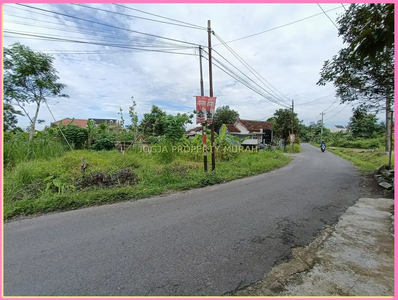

{"left": 334, "top": 125, "right": 346, "bottom": 128}
{"left": 225, "top": 124, "right": 241, "bottom": 133}
{"left": 238, "top": 119, "right": 273, "bottom": 131}
{"left": 184, "top": 126, "right": 202, "bottom": 135}
{"left": 52, "top": 118, "right": 88, "bottom": 128}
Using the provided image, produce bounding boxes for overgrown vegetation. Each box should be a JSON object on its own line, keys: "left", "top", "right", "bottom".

{"left": 3, "top": 148, "right": 291, "bottom": 220}
{"left": 327, "top": 147, "right": 394, "bottom": 173}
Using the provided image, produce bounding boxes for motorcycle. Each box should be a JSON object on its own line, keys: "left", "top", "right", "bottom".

{"left": 321, "top": 144, "right": 326, "bottom": 152}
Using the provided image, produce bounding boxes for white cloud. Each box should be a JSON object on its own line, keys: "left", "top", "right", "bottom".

{"left": 3, "top": 3, "right": 382, "bottom": 132}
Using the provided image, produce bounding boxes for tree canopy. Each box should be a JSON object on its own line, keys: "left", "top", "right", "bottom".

{"left": 317, "top": 4, "right": 394, "bottom": 112}
{"left": 3, "top": 42, "right": 69, "bottom": 140}
{"left": 272, "top": 108, "right": 300, "bottom": 141}
{"left": 213, "top": 105, "right": 240, "bottom": 133}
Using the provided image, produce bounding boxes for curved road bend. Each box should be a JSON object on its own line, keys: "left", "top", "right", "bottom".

{"left": 4, "top": 143, "right": 362, "bottom": 296}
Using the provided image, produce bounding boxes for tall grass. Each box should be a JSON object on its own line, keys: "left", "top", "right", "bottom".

{"left": 4, "top": 138, "right": 68, "bottom": 169}
{"left": 3, "top": 149, "right": 292, "bottom": 220}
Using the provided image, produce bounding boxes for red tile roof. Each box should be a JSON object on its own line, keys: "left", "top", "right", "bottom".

{"left": 225, "top": 124, "right": 241, "bottom": 133}
{"left": 238, "top": 119, "right": 273, "bottom": 131}
{"left": 52, "top": 118, "right": 88, "bottom": 128}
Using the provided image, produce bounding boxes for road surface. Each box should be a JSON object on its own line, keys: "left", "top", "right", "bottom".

{"left": 4, "top": 143, "right": 362, "bottom": 296}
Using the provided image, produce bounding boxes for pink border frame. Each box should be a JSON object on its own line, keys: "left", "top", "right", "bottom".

{"left": 0, "top": 1, "right": 396, "bottom": 300}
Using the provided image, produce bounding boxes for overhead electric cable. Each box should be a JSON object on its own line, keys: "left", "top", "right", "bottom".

{"left": 210, "top": 48, "right": 290, "bottom": 106}
{"left": 295, "top": 93, "right": 335, "bottom": 106}
{"left": 324, "top": 103, "right": 350, "bottom": 121}
{"left": 213, "top": 33, "right": 291, "bottom": 106}
{"left": 113, "top": 3, "right": 207, "bottom": 30}
{"left": 14, "top": 4, "right": 201, "bottom": 47}
{"left": 73, "top": 4, "right": 206, "bottom": 30}
{"left": 213, "top": 5, "right": 345, "bottom": 45}
{"left": 4, "top": 31, "right": 198, "bottom": 56}
{"left": 202, "top": 54, "right": 290, "bottom": 108}
{"left": 317, "top": 3, "right": 339, "bottom": 30}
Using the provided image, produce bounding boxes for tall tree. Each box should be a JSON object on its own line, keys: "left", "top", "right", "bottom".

{"left": 3, "top": 102, "right": 23, "bottom": 132}
{"left": 4, "top": 42, "right": 69, "bottom": 140}
{"left": 140, "top": 105, "right": 166, "bottom": 137}
{"left": 272, "top": 108, "right": 300, "bottom": 141}
{"left": 316, "top": 4, "right": 394, "bottom": 150}
{"left": 213, "top": 105, "right": 240, "bottom": 133}
{"left": 348, "top": 107, "right": 381, "bottom": 139}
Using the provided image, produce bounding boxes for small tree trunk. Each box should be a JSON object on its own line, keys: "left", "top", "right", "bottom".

{"left": 29, "top": 100, "right": 41, "bottom": 141}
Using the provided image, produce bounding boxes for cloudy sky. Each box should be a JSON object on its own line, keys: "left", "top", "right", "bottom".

{"left": 3, "top": 3, "right": 382, "bottom": 131}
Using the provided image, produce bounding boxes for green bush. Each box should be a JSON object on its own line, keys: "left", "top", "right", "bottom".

{"left": 60, "top": 125, "right": 88, "bottom": 149}
{"left": 91, "top": 137, "right": 115, "bottom": 151}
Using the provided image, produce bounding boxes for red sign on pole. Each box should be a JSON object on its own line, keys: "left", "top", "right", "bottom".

{"left": 195, "top": 96, "right": 217, "bottom": 124}
{"left": 206, "top": 97, "right": 217, "bottom": 124}
{"left": 196, "top": 96, "right": 207, "bottom": 124}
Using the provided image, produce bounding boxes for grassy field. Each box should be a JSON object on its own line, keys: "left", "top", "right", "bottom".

{"left": 3, "top": 148, "right": 292, "bottom": 220}
{"left": 310, "top": 142, "right": 393, "bottom": 173}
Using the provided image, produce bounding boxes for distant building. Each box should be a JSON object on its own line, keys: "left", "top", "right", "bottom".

{"left": 51, "top": 118, "right": 88, "bottom": 128}
{"left": 224, "top": 119, "right": 274, "bottom": 144}
{"left": 184, "top": 126, "right": 203, "bottom": 139}
{"left": 330, "top": 125, "right": 347, "bottom": 133}
{"left": 51, "top": 118, "right": 119, "bottom": 128}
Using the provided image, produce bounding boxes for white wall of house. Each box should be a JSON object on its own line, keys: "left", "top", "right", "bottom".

{"left": 330, "top": 126, "right": 347, "bottom": 133}
{"left": 234, "top": 121, "right": 249, "bottom": 134}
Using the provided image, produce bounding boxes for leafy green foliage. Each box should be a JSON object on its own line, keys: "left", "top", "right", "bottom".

{"left": 317, "top": 4, "right": 394, "bottom": 112}
{"left": 3, "top": 42, "right": 69, "bottom": 140}
{"left": 3, "top": 102, "right": 23, "bottom": 131}
{"left": 162, "top": 113, "right": 193, "bottom": 143}
{"left": 272, "top": 108, "right": 300, "bottom": 141}
{"left": 59, "top": 123, "right": 88, "bottom": 149}
{"left": 348, "top": 107, "right": 384, "bottom": 138}
{"left": 140, "top": 105, "right": 166, "bottom": 137}
{"left": 213, "top": 105, "right": 240, "bottom": 133}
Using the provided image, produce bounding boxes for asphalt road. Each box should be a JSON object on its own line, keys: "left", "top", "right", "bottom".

{"left": 4, "top": 143, "right": 362, "bottom": 296}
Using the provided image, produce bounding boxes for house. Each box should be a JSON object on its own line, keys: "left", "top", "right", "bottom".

{"left": 88, "top": 118, "right": 119, "bottom": 126}
{"left": 330, "top": 125, "right": 347, "bottom": 133}
{"left": 51, "top": 118, "right": 88, "bottom": 128}
{"left": 51, "top": 118, "right": 119, "bottom": 128}
{"left": 224, "top": 119, "right": 274, "bottom": 144}
{"left": 184, "top": 126, "right": 203, "bottom": 139}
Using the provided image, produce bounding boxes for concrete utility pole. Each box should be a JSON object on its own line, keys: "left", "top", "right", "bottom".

{"left": 199, "top": 46, "right": 207, "bottom": 172}
{"left": 320, "top": 112, "right": 326, "bottom": 141}
{"left": 291, "top": 100, "right": 294, "bottom": 150}
{"left": 207, "top": 20, "right": 215, "bottom": 171}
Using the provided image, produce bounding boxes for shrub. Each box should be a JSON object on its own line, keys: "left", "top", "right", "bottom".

{"left": 91, "top": 137, "right": 115, "bottom": 151}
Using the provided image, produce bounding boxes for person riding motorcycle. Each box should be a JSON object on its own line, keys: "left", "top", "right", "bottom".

{"left": 320, "top": 140, "right": 326, "bottom": 150}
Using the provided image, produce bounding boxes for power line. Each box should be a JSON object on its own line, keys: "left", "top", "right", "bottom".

{"left": 210, "top": 48, "right": 290, "bottom": 106}
{"left": 202, "top": 53, "right": 290, "bottom": 109}
{"left": 323, "top": 97, "right": 340, "bottom": 113}
{"left": 213, "top": 32, "right": 291, "bottom": 107}
{"left": 213, "top": 5, "right": 345, "bottom": 46}
{"left": 317, "top": 3, "right": 339, "bottom": 30}
{"left": 72, "top": 4, "right": 206, "bottom": 30}
{"left": 4, "top": 31, "right": 198, "bottom": 56}
{"left": 14, "top": 4, "right": 201, "bottom": 47}
{"left": 295, "top": 93, "right": 335, "bottom": 106}
{"left": 4, "top": 19, "right": 194, "bottom": 49}
{"left": 324, "top": 103, "right": 350, "bottom": 121}
{"left": 113, "top": 3, "right": 207, "bottom": 30}
{"left": 341, "top": 4, "right": 347, "bottom": 11}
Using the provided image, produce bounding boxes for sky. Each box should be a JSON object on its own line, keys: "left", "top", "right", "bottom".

{"left": 3, "top": 3, "right": 385, "bottom": 131}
